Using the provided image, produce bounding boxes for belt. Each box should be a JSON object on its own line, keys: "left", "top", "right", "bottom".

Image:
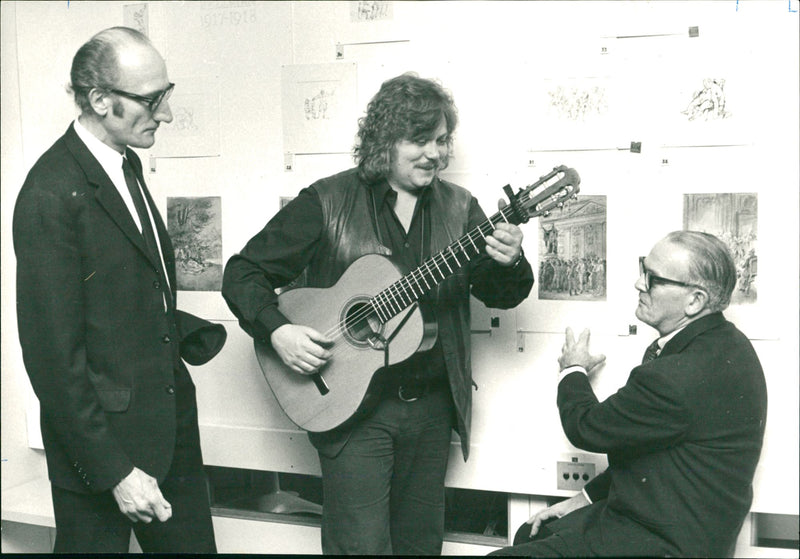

{"left": 385, "top": 377, "right": 449, "bottom": 402}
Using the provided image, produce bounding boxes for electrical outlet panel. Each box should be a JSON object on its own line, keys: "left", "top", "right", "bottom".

{"left": 557, "top": 458, "right": 596, "bottom": 490}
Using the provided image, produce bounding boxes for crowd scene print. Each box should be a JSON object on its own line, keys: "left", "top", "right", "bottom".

{"left": 538, "top": 255, "right": 607, "bottom": 300}
{"left": 538, "top": 195, "right": 607, "bottom": 301}
{"left": 683, "top": 192, "right": 757, "bottom": 305}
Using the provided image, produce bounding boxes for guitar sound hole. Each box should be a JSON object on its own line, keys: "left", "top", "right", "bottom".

{"left": 343, "top": 301, "right": 384, "bottom": 348}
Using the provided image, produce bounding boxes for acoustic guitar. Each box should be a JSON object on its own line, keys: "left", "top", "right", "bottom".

{"left": 255, "top": 166, "right": 580, "bottom": 432}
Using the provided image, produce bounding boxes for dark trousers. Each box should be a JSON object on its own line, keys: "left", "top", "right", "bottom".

{"left": 489, "top": 523, "right": 594, "bottom": 557}
{"left": 50, "top": 368, "right": 216, "bottom": 553}
{"left": 489, "top": 501, "right": 678, "bottom": 557}
{"left": 318, "top": 384, "right": 455, "bottom": 555}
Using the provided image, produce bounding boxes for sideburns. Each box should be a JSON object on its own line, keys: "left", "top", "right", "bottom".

{"left": 111, "top": 99, "right": 125, "bottom": 118}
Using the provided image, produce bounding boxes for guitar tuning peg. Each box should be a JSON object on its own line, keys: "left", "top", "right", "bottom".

{"left": 542, "top": 211, "right": 551, "bottom": 218}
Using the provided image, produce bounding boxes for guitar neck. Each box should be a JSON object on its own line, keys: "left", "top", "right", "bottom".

{"left": 369, "top": 205, "right": 522, "bottom": 324}
{"left": 368, "top": 166, "right": 578, "bottom": 324}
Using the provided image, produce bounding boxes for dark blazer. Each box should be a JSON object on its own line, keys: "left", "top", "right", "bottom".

{"left": 555, "top": 312, "right": 767, "bottom": 557}
{"left": 13, "top": 124, "right": 225, "bottom": 495}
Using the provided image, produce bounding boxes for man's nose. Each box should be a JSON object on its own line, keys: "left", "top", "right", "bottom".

{"left": 154, "top": 100, "right": 173, "bottom": 124}
{"left": 423, "top": 141, "right": 440, "bottom": 160}
{"left": 634, "top": 275, "right": 647, "bottom": 292}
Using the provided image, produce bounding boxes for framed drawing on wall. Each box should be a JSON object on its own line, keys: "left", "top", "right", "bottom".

{"left": 683, "top": 193, "right": 758, "bottom": 306}
{"left": 282, "top": 62, "right": 358, "bottom": 155}
{"left": 538, "top": 195, "right": 607, "bottom": 302}
{"left": 153, "top": 75, "right": 221, "bottom": 158}
{"left": 167, "top": 196, "right": 223, "bottom": 292}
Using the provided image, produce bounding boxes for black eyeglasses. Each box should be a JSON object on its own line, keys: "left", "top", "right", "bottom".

{"left": 107, "top": 82, "right": 175, "bottom": 114}
{"left": 639, "top": 256, "right": 702, "bottom": 291}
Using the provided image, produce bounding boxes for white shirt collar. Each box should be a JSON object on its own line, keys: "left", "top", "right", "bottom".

{"left": 72, "top": 118, "right": 149, "bottom": 237}
{"left": 73, "top": 119, "right": 172, "bottom": 303}
{"left": 73, "top": 118, "right": 126, "bottom": 175}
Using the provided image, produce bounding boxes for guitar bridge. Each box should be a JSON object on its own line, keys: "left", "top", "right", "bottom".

{"left": 311, "top": 373, "right": 329, "bottom": 395}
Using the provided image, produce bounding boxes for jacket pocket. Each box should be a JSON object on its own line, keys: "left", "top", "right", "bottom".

{"left": 95, "top": 389, "right": 131, "bottom": 412}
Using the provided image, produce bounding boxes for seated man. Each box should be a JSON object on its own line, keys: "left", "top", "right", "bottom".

{"left": 492, "top": 231, "right": 767, "bottom": 557}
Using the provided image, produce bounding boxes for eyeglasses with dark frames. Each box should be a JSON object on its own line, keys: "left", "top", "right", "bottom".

{"left": 639, "top": 256, "right": 703, "bottom": 292}
{"left": 107, "top": 82, "right": 175, "bottom": 114}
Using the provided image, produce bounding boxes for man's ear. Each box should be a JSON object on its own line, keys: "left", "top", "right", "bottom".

{"left": 87, "top": 88, "right": 110, "bottom": 117}
{"left": 685, "top": 288, "right": 709, "bottom": 317}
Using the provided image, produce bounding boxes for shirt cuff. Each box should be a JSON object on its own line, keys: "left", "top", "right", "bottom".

{"left": 558, "top": 365, "right": 587, "bottom": 384}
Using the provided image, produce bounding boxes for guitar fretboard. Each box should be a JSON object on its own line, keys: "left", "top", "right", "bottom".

{"left": 369, "top": 204, "right": 521, "bottom": 324}
{"left": 368, "top": 167, "right": 577, "bottom": 324}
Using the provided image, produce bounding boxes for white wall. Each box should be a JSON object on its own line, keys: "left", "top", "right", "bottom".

{"left": 2, "top": 0, "right": 798, "bottom": 525}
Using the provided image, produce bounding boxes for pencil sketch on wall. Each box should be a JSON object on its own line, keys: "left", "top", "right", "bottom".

{"left": 538, "top": 195, "right": 607, "bottom": 301}
{"left": 123, "top": 3, "right": 148, "bottom": 36}
{"left": 282, "top": 63, "right": 358, "bottom": 154}
{"left": 526, "top": 75, "right": 616, "bottom": 151}
{"left": 548, "top": 83, "right": 609, "bottom": 122}
{"left": 682, "top": 78, "right": 731, "bottom": 122}
{"left": 153, "top": 76, "right": 220, "bottom": 157}
{"left": 305, "top": 89, "right": 333, "bottom": 121}
{"left": 351, "top": 1, "right": 393, "bottom": 22}
{"left": 167, "top": 197, "right": 223, "bottom": 292}
{"left": 683, "top": 193, "right": 757, "bottom": 304}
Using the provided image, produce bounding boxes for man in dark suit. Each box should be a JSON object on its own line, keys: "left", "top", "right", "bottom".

{"left": 13, "top": 27, "right": 225, "bottom": 553}
{"left": 492, "top": 231, "right": 767, "bottom": 557}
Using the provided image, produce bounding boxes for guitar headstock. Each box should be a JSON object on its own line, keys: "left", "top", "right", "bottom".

{"left": 513, "top": 166, "right": 581, "bottom": 221}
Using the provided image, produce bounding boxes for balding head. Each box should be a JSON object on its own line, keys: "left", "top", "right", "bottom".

{"left": 69, "top": 27, "right": 157, "bottom": 113}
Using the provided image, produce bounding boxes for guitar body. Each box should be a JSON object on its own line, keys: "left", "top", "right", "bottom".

{"left": 254, "top": 253, "right": 438, "bottom": 432}
{"left": 252, "top": 166, "right": 580, "bottom": 433}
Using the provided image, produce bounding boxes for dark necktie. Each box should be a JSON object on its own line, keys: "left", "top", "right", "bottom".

{"left": 122, "top": 156, "right": 173, "bottom": 313}
{"left": 122, "top": 156, "right": 160, "bottom": 263}
{"left": 641, "top": 339, "right": 661, "bottom": 364}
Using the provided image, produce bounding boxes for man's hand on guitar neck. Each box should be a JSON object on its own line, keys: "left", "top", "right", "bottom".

{"left": 271, "top": 324, "right": 334, "bottom": 375}
{"left": 485, "top": 222, "right": 524, "bottom": 267}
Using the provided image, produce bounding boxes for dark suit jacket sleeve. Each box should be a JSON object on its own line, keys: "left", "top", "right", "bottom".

{"left": 14, "top": 170, "right": 134, "bottom": 492}
{"left": 557, "top": 367, "right": 690, "bottom": 456}
{"left": 174, "top": 310, "right": 227, "bottom": 366}
{"left": 583, "top": 469, "right": 612, "bottom": 502}
{"left": 221, "top": 186, "right": 323, "bottom": 341}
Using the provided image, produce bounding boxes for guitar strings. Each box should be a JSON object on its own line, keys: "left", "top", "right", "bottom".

{"left": 317, "top": 214, "right": 493, "bottom": 360}
{"left": 316, "top": 208, "right": 502, "bottom": 358}
{"left": 320, "top": 195, "right": 524, "bottom": 347}
{"left": 317, "top": 178, "right": 571, "bottom": 354}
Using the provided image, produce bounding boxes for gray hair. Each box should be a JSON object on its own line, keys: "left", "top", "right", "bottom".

{"left": 665, "top": 230, "right": 737, "bottom": 312}
{"left": 69, "top": 27, "right": 152, "bottom": 112}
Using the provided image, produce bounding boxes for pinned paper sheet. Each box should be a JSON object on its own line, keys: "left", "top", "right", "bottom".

{"left": 152, "top": 75, "right": 221, "bottom": 158}
{"left": 282, "top": 63, "right": 358, "bottom": 155}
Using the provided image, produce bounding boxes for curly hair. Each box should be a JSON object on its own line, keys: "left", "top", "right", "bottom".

{"left": 69, "top": 27, "right": 152, "bottom": 113}
{"left": 354, "top": 73, "right": 458, "bottom": 184}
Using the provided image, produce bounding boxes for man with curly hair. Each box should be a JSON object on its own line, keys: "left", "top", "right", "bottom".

{"left": 223, "top": 73, "right": 534, "bottom": 554}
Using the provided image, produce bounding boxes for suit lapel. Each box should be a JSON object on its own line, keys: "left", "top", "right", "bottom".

{"left": 659, "top": 312, "right": 727, "bottom": 358}
{"left": 63, "top": 125, "right": 159, "bottom": 268}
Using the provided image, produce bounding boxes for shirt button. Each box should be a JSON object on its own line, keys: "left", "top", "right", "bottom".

{"left": 153, "top": 280, "right": 161, "bottom": 289}
{"left": 166, "top": 385, "right": 175, "bottom": 395}
{"left": 162, "top": 334, "right": 171, "bottom": 343}
{"left": 404, "top": 242, "right": 410, "bottom": 248}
